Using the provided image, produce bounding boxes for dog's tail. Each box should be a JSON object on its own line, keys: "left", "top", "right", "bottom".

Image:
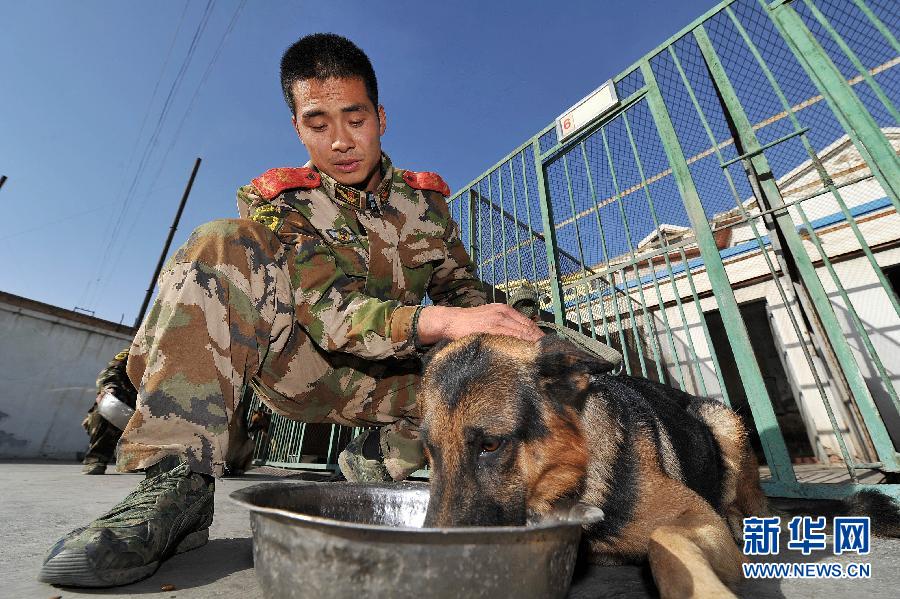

{"left": 839, "top": 489, "right": 900, "bottom": 537}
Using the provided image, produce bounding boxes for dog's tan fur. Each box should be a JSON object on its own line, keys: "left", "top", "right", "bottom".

{"left": 420, "top": 334, "right": 769, "bottom": 599}
{"left": 520, "top": 406, "right": 589, "bottom": 514}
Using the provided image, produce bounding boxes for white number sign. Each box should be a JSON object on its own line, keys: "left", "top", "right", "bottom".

{"left": 555, "top": 80, "right": 619, "bottom": 142}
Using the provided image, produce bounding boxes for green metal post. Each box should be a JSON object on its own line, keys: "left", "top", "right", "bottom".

{"left": 623, "top": 111, "right": 700, "bottom": 390}
{"left": 579, "top": 142, "right": 625, "bottom": 353}
{"left": 560, "top": 154, "right": 602, "bottom": 340}
{"left": 600, "top": 127, "right": 657, "bottom": 380}
{"left": 298, "top": 422, "right": 306, "bottom": 453}
{"left": 767, "top": 0, "right": 900, "bottom": 212}
{"left": 678, "top": 246, "right": 732, "bottom": 406}
{"left": 508, "top": 160, "right": 525, "bottom": 284}
{"left": 641, "top": 59, "right": 797, "bottom": 484}
{"left": 533, "top": 139, "right": 566, "bottom": 324}
{"left": 487, "top": 178, "right": 498, "bottom": 301}
{"left": 519, "top": 151, "right": 541, "bottom": 281}
{"left": 467, "top": 189, "right": 479, "bottom": 278}
{"left": 490, "top": 172, "right": 511, "bottom": 294}
{"left": 326, "top": 424, "right": 339, "bottom": 472}
{"left": 851, "top": 0, "right": 900, "bottom": 55}
{"left": 493, "top": 174, "right": 504, "bottom": 284}
{"left": 694, "top": 24, "right": 900, "bottom": 472}
{"left": 801, "top": 0, "right": 899, "bottom": 125}
{"left": 477, "top": 182, "right": 486, "bottom": 291}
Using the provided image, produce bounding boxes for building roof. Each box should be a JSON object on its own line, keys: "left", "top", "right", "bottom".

{"left": 0, "top": 290, "right": 136, "bottom": 337}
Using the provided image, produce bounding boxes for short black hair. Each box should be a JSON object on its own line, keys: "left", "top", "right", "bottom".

{"left": 280, "top": 33, "right": 378, "bottom": 116}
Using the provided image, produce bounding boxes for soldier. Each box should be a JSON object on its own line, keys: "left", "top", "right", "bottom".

{"left": 40, "top": 33, "right": 542, "bottom": 588}
{"left": 80, "top": 349, "right": 137, "bottom": 475}
{"left": 507, "top": 283, "right": 623, "bottom": 367}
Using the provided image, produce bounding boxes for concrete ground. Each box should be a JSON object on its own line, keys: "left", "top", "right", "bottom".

{"left": 3, "top": 461, "right": 899, "bottom": 599}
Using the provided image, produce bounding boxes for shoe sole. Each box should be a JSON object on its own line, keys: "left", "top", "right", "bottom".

{"left": 38, "top": 528, "right": 209, "bottom": 588}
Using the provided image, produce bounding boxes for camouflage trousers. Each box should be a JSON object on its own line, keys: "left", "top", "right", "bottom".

{"left": 82, "top": 407, "right": 121, "bottom": 464}
{"left": 119, "top": 219, "right": 423, "bottom": 478}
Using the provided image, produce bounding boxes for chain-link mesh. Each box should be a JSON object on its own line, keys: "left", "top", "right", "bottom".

{"left": 448, "top": 145, "right": 553, "bottom": 306}
{"left": 539, "top": 128, "right": 558, "bottom": 155}
{"left": 616, "top": 67, "right": 646, "bottom": 99}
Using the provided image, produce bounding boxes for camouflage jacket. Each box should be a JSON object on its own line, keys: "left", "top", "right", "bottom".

{"left": 236, "top": 154, "right": 485, "bottom": 361}
{"left": 95, "top": 348, "right": 138, "bottom": 409}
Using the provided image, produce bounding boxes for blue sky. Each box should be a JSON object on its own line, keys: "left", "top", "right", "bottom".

{"left": 0, "top": 0, "right": 717, "bottom": 324}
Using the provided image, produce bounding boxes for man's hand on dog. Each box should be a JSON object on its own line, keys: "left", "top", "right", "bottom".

{"left": 417, "top": 304, "right": 544, "bottom": 344}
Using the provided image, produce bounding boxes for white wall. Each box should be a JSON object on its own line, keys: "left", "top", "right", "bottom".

{"left": 0, "top": 294, "right": 134, "bottom": 460}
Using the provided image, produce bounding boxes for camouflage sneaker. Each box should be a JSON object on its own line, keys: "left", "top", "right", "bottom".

{"left": 39, "top": 457, "right": 214, "bottom": 587}
{"left": 338, "top": 425, "right": 426, "bottom": 483}
{"left": 380, "top": 422, "right": 426, "bottom": 481}
{"left": 81, "top": 461, "right": 107, "bottom": 475}
{"left": 338, "top": 429, "right": 392, "bottom": 483}
{"left": 508, "top": 284, "right": 540, "bottom": 320}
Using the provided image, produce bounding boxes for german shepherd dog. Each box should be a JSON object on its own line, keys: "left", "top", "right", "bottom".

{"left": 419, "top": 333, "right": 769, "bottom": 599}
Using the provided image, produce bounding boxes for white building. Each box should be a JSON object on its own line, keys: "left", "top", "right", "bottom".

{"left": 563, "top": 130, "right": 900, "bottom": 465}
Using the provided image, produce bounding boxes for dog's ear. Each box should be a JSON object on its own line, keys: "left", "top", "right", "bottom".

{"left": 536, "top": 335, "right": 612, "bottom": 412}
{"left": 420, "top": 339, "right": 452, "bottom": 372}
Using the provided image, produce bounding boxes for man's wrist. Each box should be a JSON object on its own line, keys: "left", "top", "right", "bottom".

{"left": 410, "top": 305, "right": 427, "bottom": 351}
{"left": 415, "top": 305, "right": 453, "bottom": 346}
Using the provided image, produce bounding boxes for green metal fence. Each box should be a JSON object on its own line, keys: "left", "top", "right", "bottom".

{"left": 254, "top": 0, "right": 900, "bottom": 500}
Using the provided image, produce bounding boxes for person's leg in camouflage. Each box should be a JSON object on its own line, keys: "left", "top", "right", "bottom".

{"left": 114, "top": 219, "right": 297, "bottom": 478}
{"left": 40, "top": 218, "right": 285, "bottom": 587}
{"left": 81, "top": 407, "right": 121, "bottom": 475}
{"left": 40, "top": 218, "right": 424, "bottom": 587}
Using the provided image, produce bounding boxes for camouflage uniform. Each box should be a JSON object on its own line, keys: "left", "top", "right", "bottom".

{"left": 82, "top": 349, "right": 136, "bottom": 468}
{"left": 119, "top": 155, "right": 485, "bottom": 478}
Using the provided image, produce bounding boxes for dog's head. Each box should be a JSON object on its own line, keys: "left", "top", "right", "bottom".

{"left": 419, "top": 333, "right": 613, "bottom": 527}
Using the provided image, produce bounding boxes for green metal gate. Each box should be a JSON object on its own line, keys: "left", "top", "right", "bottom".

{"left": 254, "top": 0, "right": 900, "bottom": 500}
{"left": 444, "top": 0, "right": 900, "bottom": 500}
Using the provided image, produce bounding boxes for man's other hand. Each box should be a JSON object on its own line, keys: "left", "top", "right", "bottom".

{"left": 416, "top": 304, "right": 544, "bottom": 345}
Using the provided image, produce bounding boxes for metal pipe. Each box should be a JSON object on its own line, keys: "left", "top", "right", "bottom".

{"left": 134, "top": 157, "right": 202, "bottom": 329}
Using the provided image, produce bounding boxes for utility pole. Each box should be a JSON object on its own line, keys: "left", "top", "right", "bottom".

{"left": 133, "top": 157, "right": 202, "bottom": 329}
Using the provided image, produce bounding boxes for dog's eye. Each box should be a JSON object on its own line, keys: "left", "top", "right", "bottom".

{"left": 480, "top": 437, "right": 503, "bottom": 453}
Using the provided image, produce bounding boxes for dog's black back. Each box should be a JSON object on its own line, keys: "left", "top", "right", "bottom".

{"left": 595, "top": 374, "right": 726, "bottom": 510}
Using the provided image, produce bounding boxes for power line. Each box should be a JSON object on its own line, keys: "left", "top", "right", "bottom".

{"left": 93, "top": 0, "right": 215, "bottom": 283}
{"left": 81, "top": 0, "right": 216, "bottom": 310}
{"left": 76, "top": 0, "right": 192, "bottom": 309}
{"left": 148, "top": 0, "right": 248, "bottom": 191}
{"left": 0, "top": 179, "right": 180, "bottom": 242}
{"left": 0, "top": 203, "right": 116, "bottom": 242}
{"left": 93, "top": 0, "right": 247, "bottom": 309}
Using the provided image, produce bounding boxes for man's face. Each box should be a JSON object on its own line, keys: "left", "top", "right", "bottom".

{"left": 291, "top": 76, "right": 386, "bottom": 191}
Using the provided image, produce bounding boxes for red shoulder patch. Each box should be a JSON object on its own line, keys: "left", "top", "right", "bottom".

{"left": 402, "top": 170, "right": 450, "bottom": 197}
{"left": 251, "top": 167, "right": 321, "bottom": 200}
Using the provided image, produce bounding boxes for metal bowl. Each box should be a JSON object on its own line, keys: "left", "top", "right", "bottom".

{"left": 230, "top": 481, "right": 603, "bottom": 599}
